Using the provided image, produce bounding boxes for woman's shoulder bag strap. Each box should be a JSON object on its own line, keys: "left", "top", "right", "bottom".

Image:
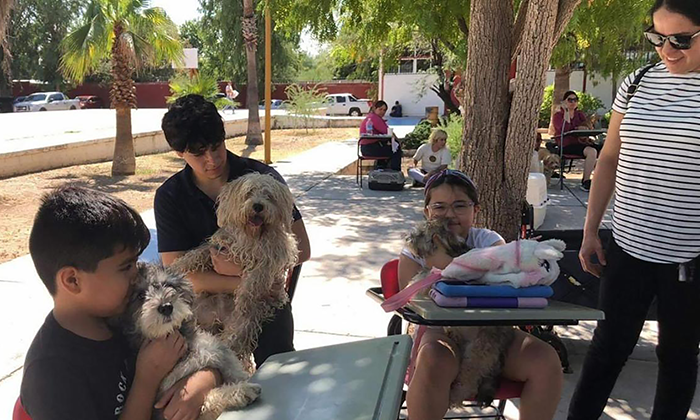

{"left": 626, "top": 63, "right": 656, "bottom": 102}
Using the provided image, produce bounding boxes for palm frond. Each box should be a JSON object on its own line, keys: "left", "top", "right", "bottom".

{"left": 60, "top": 1, "right": 113, "bottom": 82}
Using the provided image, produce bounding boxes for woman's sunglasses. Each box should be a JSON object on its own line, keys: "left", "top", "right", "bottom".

{"left": 566, "top": 97, "right": 579, "bottom": 103}
{"left": 644, "top": 27, "right": 700, "bottom": 50}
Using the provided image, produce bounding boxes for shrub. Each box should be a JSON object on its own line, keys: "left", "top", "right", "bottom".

{"left": 167, "top": 73, "right": 237, "bottom": 110}
{"left": 538, "top": 85, "right": 605, "bottom": 128}
{"left": 441, "top": 114, "right": 463, "bottom": 163}
{"left": 284, "top": 83, "right": 327, "bottom": 133}
{"left": 402, "top": 120, "right": 434, "bottom": 150}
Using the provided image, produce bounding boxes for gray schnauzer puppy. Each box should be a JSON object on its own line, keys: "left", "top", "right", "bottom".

{"left": 405, "top": 218, "right": 515, "bottom": 406}
{"left": 118, "top": 263, "right": 261, "bottom": 420}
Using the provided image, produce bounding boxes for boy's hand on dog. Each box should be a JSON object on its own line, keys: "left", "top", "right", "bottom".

{"left": 155, "top": 369, "right": 220, "bottom": 420}
{"left": 210, "top": 247, "right": 243, "bottom": 277}
{"left": 136, "top": 332, "right": 187, "bottom": 382}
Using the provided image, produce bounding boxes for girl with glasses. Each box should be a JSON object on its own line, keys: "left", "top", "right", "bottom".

{"left": 551, "top": 90, "right": 599, "bottom": 191}
{"left": 570, "top": 1, "right": 700, "bottom": 419}
{"left": 397, "top": 169, "right": 563, "bottom": 420}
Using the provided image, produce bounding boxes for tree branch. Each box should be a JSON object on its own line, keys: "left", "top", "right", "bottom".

{"left": 510, "top": 0, "right": 529, "bottom": 62}
{"left": 551, "top": 0, "right": 582, "bottom": 49}
{"left": 457, "top": 16, "right": 469, "bottom": 38}
{"left": 440, "top": 38, "right": 459, "bottom": 57}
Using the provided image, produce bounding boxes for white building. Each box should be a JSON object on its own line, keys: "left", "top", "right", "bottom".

{"left": 380, "top": 57, "right": 445, "bottom": 117}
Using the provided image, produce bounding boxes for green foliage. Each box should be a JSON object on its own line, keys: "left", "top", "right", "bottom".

{"left": 441, "top": 114, "right": 463, "bottom": 161}
{"left": 195, "top": 1, "right": 300, "bottom": 85}
{"left": 403, "top": 120, "right": 434, "bottom": 150}
{"left": 284, "top": 83, "right": 326, "bottom": 132}
{"left": 538, "top": 85, "right": 605, "bottom": 128}
{"left": 295, "top": 50, "right": 335, "bottom": 82}
{"left": 60, "top": 0, "right": 183, "bottom": 83}
{"left": 552, "top": 0, "right": 655, "bottom": 79}
{"left": 167, "top": 73, "right": 237, "bottom": 110}
{"left": 8, "top": 0, "right": 84, "bottom": 87}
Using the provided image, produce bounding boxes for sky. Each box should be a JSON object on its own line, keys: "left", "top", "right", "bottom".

{"left": 152, "top": 0, "right": 324, "bottom": 56}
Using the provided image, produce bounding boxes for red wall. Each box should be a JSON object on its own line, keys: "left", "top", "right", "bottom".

{"left": 13, "top": 80, "right": 377, "bottom": 109}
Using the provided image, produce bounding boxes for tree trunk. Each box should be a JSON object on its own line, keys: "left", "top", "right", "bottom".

{"left": 462, "top": 0, "right": 573, "bottom": 241}
{"left": 242, "top": 0, "right": 263, "bottom": 146}
{"left": 548, "top": 64, "right": 572, "bottom": 135}
{"left": 461, "top": 0, "right": 513, "bottom": 237}
{"left": 113, "top": 107, "right": 136, "bottom": 175}
{"left": 109, "top": 23, "right": 137, "bottom": 175}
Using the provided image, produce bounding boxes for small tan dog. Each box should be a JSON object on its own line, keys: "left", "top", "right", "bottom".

{"left": 171, "top": 173, "right": 299, "bottom": 371}
{"left": 538, "top": 149, "right": 561, "bottom": 184}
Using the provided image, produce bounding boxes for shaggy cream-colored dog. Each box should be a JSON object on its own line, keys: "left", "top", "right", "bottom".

{"left": 171, "top": 172, "right": 299, "bottom": 371}
{"left": 118, "top": 263, "right": 261, "bottom": 420}
{"left": 405, "top": 218, "right": 515, "bottom": 406}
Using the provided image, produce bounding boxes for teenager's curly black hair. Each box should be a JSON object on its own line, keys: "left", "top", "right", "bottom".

{"left": 161, "top": 94, "right": 226, "bottom": 153}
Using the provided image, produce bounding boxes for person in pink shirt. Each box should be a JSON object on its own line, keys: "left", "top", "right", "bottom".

{"left": 552, "top": 91, "right": 599, "bottom": 191}
{"left": 359, "top": 100, "right": 402, "bottom": 170}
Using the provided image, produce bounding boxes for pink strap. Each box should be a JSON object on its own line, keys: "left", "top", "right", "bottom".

{"left": 381, "top": 269, "right": 442, "bottom": 312}
{"left": 515, "top": 240, "right": 521, "bottom": 269}
{"left": 406, "top": 325, "right": 427, "bottom": 385}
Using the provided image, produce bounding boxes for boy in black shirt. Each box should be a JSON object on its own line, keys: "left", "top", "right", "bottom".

{"left": 21, "top": 186, "right": 221, "bottom": 420}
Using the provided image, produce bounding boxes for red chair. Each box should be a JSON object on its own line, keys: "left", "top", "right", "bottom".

{"left": 379, "top": 259, "right": 523, "bottom": 419}
{"left": 356, "top": 137, "right": 391, "bottom": 189}
{"left": 13, "top": 397, "right": 31, "bottom": 420}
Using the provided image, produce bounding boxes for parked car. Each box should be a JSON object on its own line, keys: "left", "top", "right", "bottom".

{"left": 13, "top": 96, "right": 26, "bottom": 104}
{"left": 13, "top": 92, "right": 81, "bottom": 112}
{"left": 76, "top": 95, "right": 104, "bottom": 109}
{"left": 258, "top": 99, "right": 286, "bottom": 110}
{"left": 324, "top": 93, "right": 371, "bottom": 116}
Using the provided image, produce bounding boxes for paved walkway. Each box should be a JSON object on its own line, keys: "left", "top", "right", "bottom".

{"left": 0, "top": 140, "right": 697, "bottom": 419}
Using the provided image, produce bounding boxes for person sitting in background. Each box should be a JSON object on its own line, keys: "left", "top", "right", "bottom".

{"left": 390, "top": 100, "right": 403, "bottom": 117}
{"left": 408, "top": 128, "right": 451, "bottom": 186}
{"left": 359, "top": 100, "right": 402, "bottom": 171}
{"left": 552, "top": 90, "right": 600, "bottom": 191}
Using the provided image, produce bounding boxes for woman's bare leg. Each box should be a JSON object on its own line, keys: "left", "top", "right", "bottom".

{"left": 501, "top": 330, "right": 563, "bottom": 420}
{"left": 406, "top": 330, "right": 460, "bottom": 420}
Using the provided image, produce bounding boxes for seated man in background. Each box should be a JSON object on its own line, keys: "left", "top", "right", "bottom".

{"left": 390, "top": 101, "right": 402, "bottom": 118}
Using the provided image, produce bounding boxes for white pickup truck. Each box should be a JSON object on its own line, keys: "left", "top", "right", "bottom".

{"left": 324, "top": 93, "right": 371, "bottom": 116}
{"left": 13, "top": 92, "right": 81, "bottom": 112}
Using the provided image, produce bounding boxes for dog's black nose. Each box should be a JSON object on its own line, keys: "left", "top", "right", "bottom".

{"left": 253, "top": 203, "right": 264, "bottom": 213}
{"left": 158, "top": 303, "right": 173, "bottom": 316}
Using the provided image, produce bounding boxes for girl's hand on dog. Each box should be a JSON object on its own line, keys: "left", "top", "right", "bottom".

{"left": 136, "top": 332, "right": 187, "bottom": 382}
{"left": 210, "top": 247, "right": 243, "bottom": 277}
{"left": 156, "top": 369, "right": 221, "bottom": 420}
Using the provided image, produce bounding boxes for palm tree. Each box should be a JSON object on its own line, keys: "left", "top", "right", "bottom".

{"left": 61, "top": 0, "right": 182, "bottom": 175}
{"left": 241, "top": 0, "right": 263, "bottom": 145}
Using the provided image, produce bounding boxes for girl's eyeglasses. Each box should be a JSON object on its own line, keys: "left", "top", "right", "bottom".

{"left": 644, "top": 28, "right": 700, "bottom": 50}
{"left": 427, "top": 201, "right": 475, "bottom": 216}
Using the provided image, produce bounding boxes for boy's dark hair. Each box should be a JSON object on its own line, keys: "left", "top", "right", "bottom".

{"left": 29, "top": 186, "right": 150, "bottom": 295}
{"left": 651, "top": 0, "right": 700, "bottom": 25}
{"left": 161, "top": 94, "right": 226, "bottom": 153}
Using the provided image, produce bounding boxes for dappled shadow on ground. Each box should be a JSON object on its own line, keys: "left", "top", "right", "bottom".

{"left": 47, "top": 173, "right": 170, "bottom": 195}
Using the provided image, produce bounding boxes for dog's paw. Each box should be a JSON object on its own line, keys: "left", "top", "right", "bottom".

{"left": 240, "top": 382, "right": 262, "bottom": 403}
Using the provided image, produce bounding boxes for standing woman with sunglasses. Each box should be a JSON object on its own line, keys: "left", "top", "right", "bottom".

{"left": 569, "top": 1, "right": 700, "bottom": 419}
{"left": 398, "top": 169, "right": 563, "bottom": 420}
{"left": 552, "top": 91, "right": 598, "bottom": 191}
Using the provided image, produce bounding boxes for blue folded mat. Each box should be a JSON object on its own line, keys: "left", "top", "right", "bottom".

{"left": 433, "top": 281, "right": 554, "bottom": 298}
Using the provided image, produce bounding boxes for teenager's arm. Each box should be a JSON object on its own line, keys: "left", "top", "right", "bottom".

{"left": 161, "top": 251, "right": 242, "bottom": 294}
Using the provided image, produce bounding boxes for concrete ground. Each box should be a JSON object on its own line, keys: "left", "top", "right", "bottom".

{"left": 1, "top": 139, "right": 699, "bottom": 418}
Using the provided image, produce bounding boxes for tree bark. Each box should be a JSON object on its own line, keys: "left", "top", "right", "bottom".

{"left": 461, "top": 0, "right": 513, "bottom": 237}
{"left": 503, "top": 0, "right": 560, "bottom": 240}
{"left": 461, "top": 0, "right": 576, "bottom": 241}
{"left": 110, "top": 23, "right": 137, "bottom": 176}
{"left": 242, "top": 0, "right": 263, "bottom": 145}
{"left": 113, "top": 107, "right": 136, "bottom": 175}
{"left": 548, "top": 64, "right": 572, "bottom": 134}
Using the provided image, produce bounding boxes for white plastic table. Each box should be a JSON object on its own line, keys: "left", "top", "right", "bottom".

{"left": 218, "top": 335, "right": 412, "bottom": 420}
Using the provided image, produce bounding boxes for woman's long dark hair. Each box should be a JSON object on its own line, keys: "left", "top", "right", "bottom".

{"left": 651, "top": 0, "right": 700, "bottom": 25}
